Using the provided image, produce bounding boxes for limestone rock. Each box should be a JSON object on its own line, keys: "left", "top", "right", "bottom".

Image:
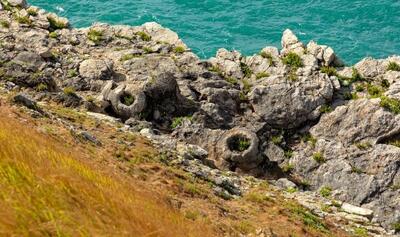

{"left": 79, "top": 59, "right": 114, "bottom": 81}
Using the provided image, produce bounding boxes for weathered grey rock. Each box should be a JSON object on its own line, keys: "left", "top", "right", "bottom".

{"left": 8, "top": 0, "right": 27, "bottom": 8}
{"left": 209, "top": 48, "right": 244, "bottom": 79}
{"left": 250, "top": 73, "right": 334, "bottom": 128}
{"left": 79, "top": 59, "right": 114, "bottom": 81}
{"left": 264, "top": 142, "right": 286, "bottom": 164}
{"left": 281, "top": 29, "right": 304, "bottom": 56}
{"left": 275, "top": 178, "right": 297, "bottom": 190}
{"left": 108, "top": 84, "right": 147, "bottom": 119}
{"left": 341, "top": 203, "right": 374, "bottom": 218}
{"left": 13, "top": 51, "right": 45, "bottom": 71}
{"left": 354, "top": 57, "right": 386, "bottom": 78}
{"left": 177, "top": 143, "right": 208, "bottom": 160}
{"left": 142, "top": 22, "right": 186, "bottom": 47}
{"left": 13, "top": 93, "right": 42, "bottom": 113}
{"left": 215, "top": 128, "right": 262, "bottom": 171}
{"left": 311, "top": 99, "right": 400, "bottom": 145}
{"left": 306, "top": 40, "right": 342, "bottom": 66}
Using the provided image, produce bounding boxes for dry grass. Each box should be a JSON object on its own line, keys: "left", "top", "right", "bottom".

{"left": 0, "top": 114, "right": 216, "bottom": 236}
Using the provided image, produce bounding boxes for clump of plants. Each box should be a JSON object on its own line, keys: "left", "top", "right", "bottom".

{"left": 121, "top": 94, "right": 135, "bottom": 106}
{"left": 282, "top": 52, "right": 303, "bottom": 68}
{"left": 47, "top": 16, "right": 68, "bottom": 30}
{"left": 27, "top": 7, "right": 38, "bottom": 16}
{"left": 67, "top": 69, "right": 78, "bottom": 78}
{"left": 319, "top": 105, "right": 332, "bottom": 114}
{"left": 63, "top": 87, "right": 76, "bottom": 96}
{"left": 313, "top": 152, "right": 325, "bottom": 164}
{"left": 343, "top": 92, "right": 359, "bottom": 100}
{"left": 87, "top": 29, "right": 104, "bottom": 45}
{"left": 137, "top": 31, "right": 151, "bottom": 41}
{"left": 229, "top": 136, "right": 251, "bottom": 152}
{"left": 15, "top": 15, "right": 31, "bottom": 25}
{"left": 366, "top": 84, "right": 384, "bottom": 98}
{"left": 170, "top": 116, "right": 192, "bottom": 129}
{"left": 320, "top": 66, "right": 337, "bottom": 77}
{"left": 225, "top": 77, "right": 238, "bottom": 85}
{"left": 36, "top": 83, "right": 48, "bottom": 92}
{"left": 380, "top": 96, "right": 400, "bottom": 114}
{"left": 0, "top": 20, "right": 10, "bottom": 28}
{"left": 173, "top": 46, "right": 185, "bottom": 54}
{"left": 240, "top": 62, "right": 252, "bottom": 78}
{"left": 120, "top": 53, "right": 140, "bottom": 61}
{"left": 387, "top": 61, "right": 400, "bottom": 72}
{"left": 255, "top": 72, "right": 270, "bottom": 80}
{"left": 319, "top": 186, "right": 332, "bottom": 198}
{"left": 48, "top": 32, "right": 58, "bottom": 39}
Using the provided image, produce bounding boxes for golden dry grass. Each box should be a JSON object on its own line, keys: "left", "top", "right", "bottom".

{"left": 0, "top": 115, "right": 216, "bottom": 237}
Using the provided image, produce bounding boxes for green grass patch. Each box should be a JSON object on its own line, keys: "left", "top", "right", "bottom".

{"left": 387, "top": 61, "right": 400, "bottom": 72}
{"left": 240, "top": 62, "right": 252, "bottom": 78}
{"left": 319, "top": 186, "right": 332, "bottom": 198}
{"left": 173, "top": 46, "right": 185, "bottom": 54}
{"left": 312, "top": 152, "right": 325, "bottom": 164}
{"left": 320, "top": 66, "right": 337, "bottom": 77}
{"left": 137, "top": 31, "right": 151, "bottom": 41}
{"left": 282, "top": 52, "right": 303, "bottom": 68}
{"left": 48, "top": 32, "right": 58, "bottom": 39}
{"left": 47, "top": 16, "right": 68, "bottom": 30}
{"left": 255, "top": 72, "right": 270, "bottom": 80}
{"left": 380, "top": 96, "right": 400, "bottom": 114}
{"left": 0, "top": 20, "right": 10, "bottom": 28}
{"left": 87, "top": 29, "right": 104, "bottom": 45}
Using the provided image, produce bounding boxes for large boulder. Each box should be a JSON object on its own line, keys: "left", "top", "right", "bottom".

{"left": 8, "top": 0, "right": 27, "bottom": 8}
{"left": 310, "top": 99, "right": 400, "bottom": 145}
{"left": 209, "top": 49, "right": 244, "bottom": 79}
{"left": 249, "top": 73, "right": 334, "bottom": 128}
{"left": 306, "top": 41, "right": 342, "bottom": 66}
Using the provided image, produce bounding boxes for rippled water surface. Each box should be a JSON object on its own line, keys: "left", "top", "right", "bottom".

{"left": 29, "top": 0, "right": 400, "bottom": 64}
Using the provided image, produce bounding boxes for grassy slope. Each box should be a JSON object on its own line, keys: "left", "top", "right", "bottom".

{"left": 0, "top": 110, "right": 216, "bottom": 236}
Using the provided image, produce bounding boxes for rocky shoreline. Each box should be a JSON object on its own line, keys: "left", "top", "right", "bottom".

{"left": 1, "top": 0, "right": 399, "bottom": 236}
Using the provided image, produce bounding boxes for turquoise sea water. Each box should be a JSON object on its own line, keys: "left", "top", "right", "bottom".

{"left": 30, "top": 0, "right": 400, "bottom": 64}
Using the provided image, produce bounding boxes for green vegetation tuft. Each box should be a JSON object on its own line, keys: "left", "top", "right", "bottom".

{"left": 366, "top": 84, "right": 384, "bottom": 98}
{"left": 320, "top": 66, "right": 337, "bottom": 77}
{"left": 355, "top": 142, "right": 372, "bottom": 150}
{"left": 282, "top": 163, "right": 294, "bottom": 173}
{"left": 120, "top": 53, "right": 140, "bottom": 61}
{"left": 87, "top": 29, "right": 104, "bottom": 45}
{"left": 393, "top": 222, "right": 400, "bottom": 233}
{"left": 15, "top": 15, "right": 31, "bottom": 25}
{"left": 48, "top": 31, "right": 58, "bottom": 39}
{"left": 0, "top": 20, "right": 10, "bottom": 28}
{"left": 319, "top": 105, "right": 332, "bottom": 114}
{"left": 240, "top": 62, "right": 253, "bottom": 78}
{"left": 343, "top": 92, "right": 359, "bottom": 100}
{"left": 282, "top": 52, "right": 303, "bottom": 68}
{"left": 47, "top": 16, "right": 68, "bottom": 30}
{"left": 171, "top": 116, "right": 192, "bottom": 129}
{"left": 121, "top": 94, "right": 135, "bottom": 106}
{"left": 173, "top": 46, "right": 186, "bottom": 54}
{"left": 63, "top": 87, "right": 76, "bottom": 96}
{"left": 36, "top": 83, "right": 48, "bottom": 92}
{"left": 380, "top": 96, "right": 400, "bottom": 114}
{"left": 387, "top": 61, "right": 400, "bottom": 72}
{"left": 225, "top": 77, "right": 238, "bottom": 85}
{"left": 313, "top": 152, "right": 325, "bottom": 164}
{"left": 137, "top": 31, "right": 151, "bottom": 41}
{"left": 353, "top": 227, "right": 369, "bottom": 237}
{"left": 319, "top": 186, "right": 332, "bottom": 198}
{"left": 238, "top": 138, "right": 251, "bottom": 152}
{"left": 27, "top": 8, "right": 38, "bottom": 16}
{"left": 288, "top": 203, "right": 329, "bottom": 233}
{"left": 256, "top": 72, "right": 270, "bottom": 80}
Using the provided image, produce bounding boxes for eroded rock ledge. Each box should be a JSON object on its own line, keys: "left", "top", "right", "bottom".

{"left": 1, "top": 0, "right": 399, "bottom": 236}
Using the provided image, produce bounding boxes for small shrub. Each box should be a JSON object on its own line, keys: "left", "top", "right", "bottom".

{"left": 343, "top": 92, "right": 359, "bottom": 100}
{"left": 319, "top": 105, "right": 332, "bottom": 114}
{"left": 288, "top": 70, "right": 298, "bottom": 81}
{"left": 290, "top": 204, "right": 329, "bottom": 232}
{"left": 49, "top": 32, "right": 58, "bottom": 39}
{"left": 282, "top": 52, "right": 303, "bottom": 68}
{"left": 351, "top": 166, "right": 364, "bottom": 174}
{"left": 367, "top": 84, "right": 384, "bottom": 98}
{"left": 120, "top": 53, "right": 140, "bottom": 61}
{"left": 238, "top": 138, "right": 251, "bottom": 152}
{"left": 239, "top": 92, "right": 248, "bottom": 101}
{"left": 393, "top": 222, "right": 400, "bottom": 233}
{"left": 67, "top": 69, "right": 78, "bottom": 78}
{"left": 137, "top": 31, "right": 151, "bottom": 41}
{"left": 87, "top": 29, "right": 104, "bottom": 44}
{"left": 0, "top": 20, "right": 10, "bottom": 28}
{"left": 63, "top": 87, "right": 76, "bottom": 95}
{"left": 173, "top": 46, "right": 185, "bottom": 54}
{"left": 282, "top": 163, "right": 294, "bottom": 173}
{"left": 121, "top": 94, "right": 134, "bottom": 106}
{"left": 256, "top": 72, "right": 270, "bottom": 80}
{"left": 387, "top": 61, "right": 400, "bottom": 72}
{"left": 380, "top": 96, "right": 400, "bottom": 114}
{"left": 388, "top": 140, "right": 400, "bottom": 148}
{"left": 381, "top": 79, "right": 390, "bottom": 88}
{"left": 320, "top": 66, "right": 337, "bottom": 77}
{"left": 355, "top": 84, "right": 365, "bottom": 92}
{"left": 260, "top": 51, "right": 274, "bottom": 66}
{"left": 286, "top": 187, "right": 297, "bottom": 193}
{"left": 355, "top": 142, "right": 372, "bottom": 150}
{"left": 170, "top": 116, "right": 192, "bottom": 129}
{"left": 36, "top": 83, "right": 48, "bottom": 92}
{"left": 319, "top": 186, "right": 332, "bottom": 198}
{"left": 47, "top": 16, "right": 68, "bottom": 30}
{"left": 313, "top": 152, "right": 325, "bottom": 164}
{"left": 143, "top": 47, "right": 153, "bottom": 54}
{"left": 301, "top": 133, "right": 317, "bottom": 147}
{"left": 240, "top": 62, "right": 252, "bottom": 78}
{"left": 271, "top": 135, "right": 283, "bottom": 145}
{"left": 225, "top": 77, "right": 238, "bottom": 85}
{"left": 242, "top": 79, "right": 252, "bottom": 93}
{"left": 353, "top": 227, "right": 368, "bottom": 237}
{"left": 15, "top": 15, "right": 31, "bottom": 25}
{"left": 284, "top": 150, "right": 294, "bottom": 159}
